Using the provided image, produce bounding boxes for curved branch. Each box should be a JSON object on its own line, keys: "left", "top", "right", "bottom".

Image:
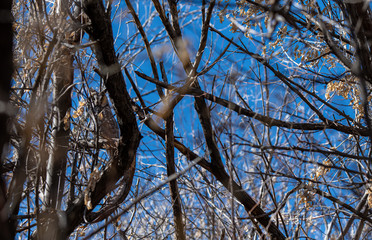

{"left": 135, "top": 71, "right": 369, "bottom": 136}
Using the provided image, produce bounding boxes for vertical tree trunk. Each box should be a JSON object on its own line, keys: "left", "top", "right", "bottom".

{"left": 44, "top": 46, "right": 73, "bottom": 209}
{"left": 162, "top": 64, "right": 186, "bottom": 240}
{"left": 41, "top": 3, "right": 81, "bottom": 239}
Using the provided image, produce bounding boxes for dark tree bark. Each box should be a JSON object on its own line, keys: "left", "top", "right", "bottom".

{"left": 44, "top": 45, "right": 74, "bottom": 209}
{"left": 162, "top": 66, "right": 186, "bottom": 240}
{"left": 40, "top": 39, "right": 74, "bottom": 240}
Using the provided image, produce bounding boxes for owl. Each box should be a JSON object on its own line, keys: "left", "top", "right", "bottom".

{"left": 91, "top": 89, "right": 119, "bottom": 158}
